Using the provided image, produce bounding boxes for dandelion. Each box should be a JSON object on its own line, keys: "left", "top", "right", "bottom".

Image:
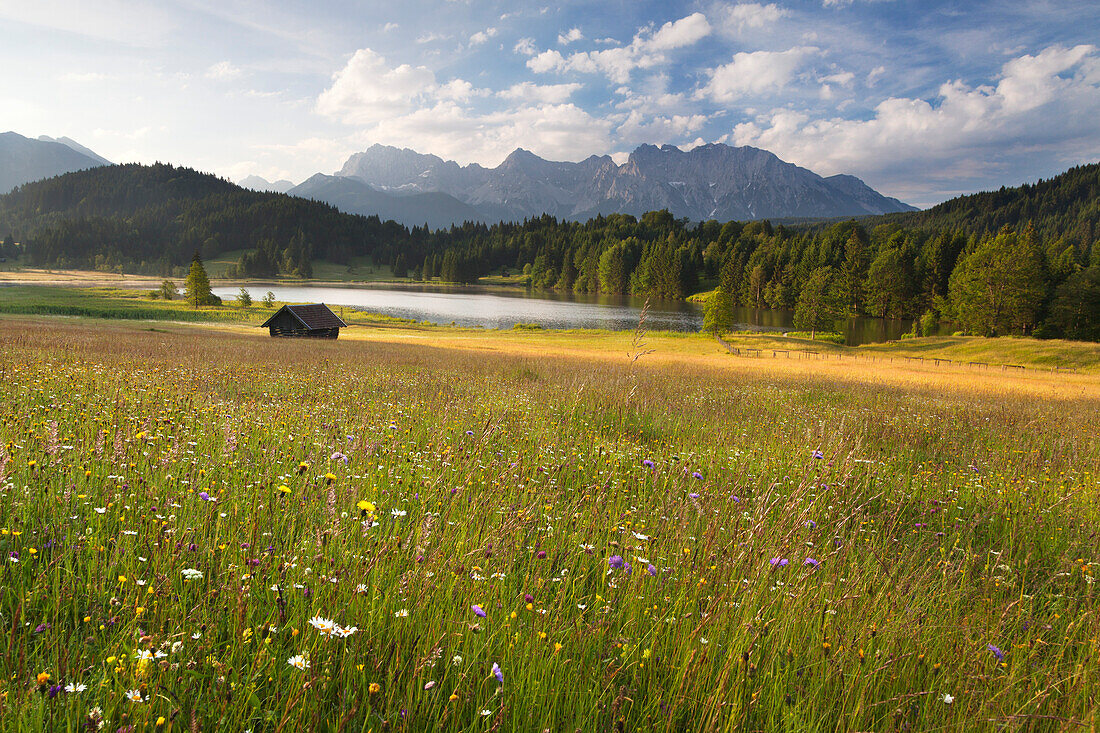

{"left": 287, "top": 655, "right": 309, "bottom": 670}
{"left": 125, "top": 689, "right": 143, "bottom": 703}
{"left": 472, "top": 604, "right": 486, "bottom": 618}
{"left": 492, "top": 662, "right": 503, "bottom": 683}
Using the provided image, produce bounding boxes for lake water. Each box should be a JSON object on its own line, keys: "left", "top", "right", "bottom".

{"left": 213, "top": 284, "right": 921, "bottom": 345}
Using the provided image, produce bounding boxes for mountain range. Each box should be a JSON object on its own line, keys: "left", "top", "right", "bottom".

{"left": 287, "top": 142, "right": 916, "bottom": 228}
{"left": 0, "top": 131, "right": 110, "bottom": 194}
{"left": 2, "top": 131, "right": 916, "bottom": 228}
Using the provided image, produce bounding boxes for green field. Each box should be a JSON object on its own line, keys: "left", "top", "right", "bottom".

{"left": 0, "top": 314, "right": 1098, "bottom": 731}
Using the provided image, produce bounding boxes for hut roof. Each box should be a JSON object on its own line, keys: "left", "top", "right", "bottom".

{"left": 261, "top": 303, "right": 348, "bottom": 330}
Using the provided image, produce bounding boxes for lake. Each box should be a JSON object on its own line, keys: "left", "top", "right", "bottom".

{"left": 212, "top": 284, "right": 923, "bottom": 345}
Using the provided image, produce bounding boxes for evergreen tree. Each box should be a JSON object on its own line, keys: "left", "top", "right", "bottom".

{"left": 185, "top": 251, "right": 215, "bottom": 306}
{"left": 1048, "top": 266, "right": 1100, "bottom": 340}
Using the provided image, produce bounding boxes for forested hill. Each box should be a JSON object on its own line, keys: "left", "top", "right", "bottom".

{"left": 0, "top": 163, "right": 409, "bottom": 275}
{"left": 882, "top": 162, "right": 1099, "bottom": 248}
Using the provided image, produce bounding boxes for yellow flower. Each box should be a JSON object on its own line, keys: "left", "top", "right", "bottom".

{"left": 156, "top": 717, "right": 166, "bottom": 726}
{"left": 324, "top": 472, "right": 337, "bottom": 482}
{"left": 118, "top": 575, "right": 127, "bottom": 584}
{"left": 356, "top": 500, "right": 375, "bottom": 513}
{"left": 369, "top": 682, "right": 381, "bottom": 694}
{"left": 449, "top": 693, "right": 459, "bottom": 702}
{"left": 277, "top": 484, "right": 291, "bottom": 494}
{"left": 36, "top": 672, "right": 50, "bottom": 686}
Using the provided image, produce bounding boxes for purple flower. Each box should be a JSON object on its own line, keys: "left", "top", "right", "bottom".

{"left": 608, "top": 555, "right": 625, "bottom": 569}
{"left": 198, "top": 491, "right": 211, "bottom": 501}
{"left": 492, "top": 662, "right": 503, "bottom": 683}
{"left": 688, "top": 493, "right": 700, "bottom": 499}
{"left": 623, "top": 562, "right": 632, "bottom": 575}
{"left": 536, "top": 550, "right": 546, "bottom": 559}
{"left": 987, "top": 644, "right": 1005, "bottom": 662}
{"left": 692, "top": 471, "right": 704, "bottom": 480}
{"left": 642, "top": 459, "right": 655, "bottom": 469}
{"left": 803, "top": 558, "right": 820, "bottom": 568}
{"left": 812, "top": 450, "right": 824, "bottom": 459}
{"left": 33, "top": 623, "right": 50, "bottom": 634}
{"left": 647, "top": 564, "right": 657, "bottom": 576}
{"left": 731, "top": 496, "right": 741, "bottom": 503}
{"left": 48, "top": 684, "right": 62, "bottom": 699}
{"left": 465, "top": 430, "right": 474, "bottom": 436}
{"left": 472, "top": 605, "right": 486, "bottom": 618}
{"left": 524, "top": 593, "right": 534, "bottom": 603}
{"left": 805, "top": 520, "right": 816, "bottom": 529}
{"left": 769, "top": 557, "right": 789, "bottom": 567}
{"left": 330, "top": 451, "right": 348, "bottom": 464}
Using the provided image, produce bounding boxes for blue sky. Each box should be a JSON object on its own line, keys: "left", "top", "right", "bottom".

{"left": 1, "top": 0, "right": 1098, "bottom": 206}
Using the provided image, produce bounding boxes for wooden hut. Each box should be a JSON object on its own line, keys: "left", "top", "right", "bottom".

{"left": 261, "top": 303, "right": 348, "bottom": 339}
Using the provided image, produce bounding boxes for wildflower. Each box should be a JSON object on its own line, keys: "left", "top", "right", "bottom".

{"left": 642, "top": 459, "right": 655, "bottom": 468}
{"left": 647, "top": 564, "right": 657, "bottom": 576}
{"left": 805, "top": 520, "right": 817, "bottom": 529}
{"left": 472, "top": 604, "right": 486, "bottom": 618}
{"left": 125, "top": 689, "right": 143, "bottom": 703}
{"left": 492, "top": 662, "right": 503, "bottom": 683}
{"left": 452, "top": 655, "right": 463, "bottom": 665}
{"left": 481, "top": 710, "right": 493, "bottom": 716}
{"left": 330, "top": 451, "right": 348, "bottom": 464}
{"left": 197, "top": 491, "right": 212, "bottom": 501}
{"left": 324, "top": 472, "right": 337, "bottom": 482}
{"left": 357, "top": 500, "right": 376, "bottom": 515}
{"left": 65, "top": 682, "right": 87, "bottom": 693}
{"left": 692, "top": 471, "right": 703, "bottom": 480}
{"left": 987, "top": 643, "right": 1005, "bottom": 662}
{"left": 465, "top": 430, "right": 474, "bottom": 436}
{"left": 608, "top": 555, "right": 625, "bottom": 569}
{"left": 181, "top": 568, "right": 203, "bottom": 580}
{"left": 287, "top": 655, "right": 309, "bottom": 670}
{"left": 36, "top": 672, "right": 50, "bottom": 686}
{"left": 769, "top": 557, "right": 789, "bottom": 567}
{"left": 277, "top": 484, "right": 291, "bottom": 494}
{"left": 688, "top": 493, "right": 699, "bottom": 499}
{"left": 391, "top": 509, "right": 407, "bottom": 517}
{"left": 369, "top": 682, "right": 381, "bottom": 694}
{"left": 395, "top": 609, "right": 409, "bottom": 618}
{"left": 632, "top": 531, "right": 649, "bottom": 541}
{"left": 804, "top": 558, "right": 820, "bottom": 568}
{"left": 333, "top": 625, "right": 357, "bottom": 638}
{"left": 942, "top": 693, "right": 954, "bottom": 704}
{"left": 309, "top": 615, "right": 337, "bottom": 635}
{"left": 134, "top": 649, "right": 154, "bottom": 662}
{"left": 812, "top": 450, "right": 824, "bottom": 459}
{"left": 424, "top": 680, "right": 437, "bottom": 690}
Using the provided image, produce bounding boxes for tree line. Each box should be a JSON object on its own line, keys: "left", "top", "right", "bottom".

{"left": 1, "top": 161, "right": 1096, "bottom": 340}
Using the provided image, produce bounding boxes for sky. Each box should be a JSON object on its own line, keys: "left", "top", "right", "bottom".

{"left": 1, "top": 0, "right": 1098, "bottom": 207}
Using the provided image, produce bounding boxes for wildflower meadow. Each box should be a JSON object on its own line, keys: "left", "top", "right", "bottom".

{"left": 1, "top": 317, "right": 1097, "bottom": 731}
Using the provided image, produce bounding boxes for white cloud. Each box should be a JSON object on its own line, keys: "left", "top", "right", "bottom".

{"left": 383, "top": 22, "right": 399, "bottom": 32}
{"left": 616, "top": 110, "right": 710, "bottom": 146}
{"left": 206, "top": 61, "right": 243, "bottom": 81}
{"left": 867, "top": 65, "right": 886, "bottom": 86}
{"left": 732, "top": 44, "right": 1100, "bottom": 199}
{"left": 416, "top": 32, "right": 450, "bottom": 44}
{"left": 558, "top": 27, "right": 584, "bottom": 45}
{"left": 500, "top": 81, "right": 583, "bottom": 103}
{"left": 701, "top": 46, "right": 819, "bottom": 101}
{"left": 528, "top": 12, "right": 711, "bottom": 83}
{"left": 715, "top": 3, "right": 789, "bottom": 34}
{"left": 514, "top": 37, "right": 537, "bottom": 56}
{"left": 362, "top": 101, "right": 613, "bottom": 166}
{"left": 469, "top": 27, "right": 498, "bottom": 46}
{"left": 315, "top": 48, "right": 445, "bottom": 124}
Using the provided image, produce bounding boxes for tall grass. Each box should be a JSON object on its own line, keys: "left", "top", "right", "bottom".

{"left": 0, "top": 318, "right": 1097, "bottom": 731}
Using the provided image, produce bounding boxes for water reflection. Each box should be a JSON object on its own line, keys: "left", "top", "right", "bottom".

{"left": 214, "top": 283, "right": 927, "bottom": 346}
